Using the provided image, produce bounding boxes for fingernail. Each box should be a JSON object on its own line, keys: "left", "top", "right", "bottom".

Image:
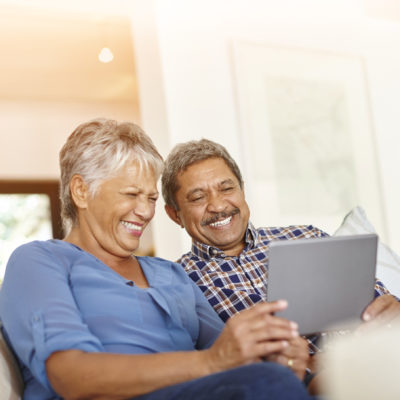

{"left": 363, "top": 312, "right": 371, "bottom": 321}
{"left": 278, "top": 299, "right": 288, "bottom": 307}
{"left": 290, "top": 321, "right": 298, "bottom": 330}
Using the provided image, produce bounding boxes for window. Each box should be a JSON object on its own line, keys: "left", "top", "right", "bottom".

{"left": 0, "top": 180, "right": 62, "bottom": 281}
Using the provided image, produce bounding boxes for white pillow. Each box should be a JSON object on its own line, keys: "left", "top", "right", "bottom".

{"left": 334, "top": 206, "right": 400, "bottom": 297}
{"left": 0, "top": 328, "right": 24, "bottom": 400}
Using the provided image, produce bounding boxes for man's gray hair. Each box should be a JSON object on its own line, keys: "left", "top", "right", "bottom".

{"left": 162, "top": 138, "right": 243, "bottom": 210}
{"left": 59, "top": 118, "right": 164, "bottom": 235}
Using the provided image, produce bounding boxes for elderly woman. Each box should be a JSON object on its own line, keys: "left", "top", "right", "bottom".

{"left": 0, "top": 119, "right": 312, "bottom": 400}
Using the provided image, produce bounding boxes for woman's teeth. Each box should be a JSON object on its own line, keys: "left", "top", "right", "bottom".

{"left": 121, "top": 221, "right": 142, "bottom": 232}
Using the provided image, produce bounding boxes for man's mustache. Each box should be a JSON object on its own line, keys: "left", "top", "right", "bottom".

{"left": 201, "top": 208, "right": 240, "bottom": 226}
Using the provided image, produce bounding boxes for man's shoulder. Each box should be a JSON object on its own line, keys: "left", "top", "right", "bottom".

{"left": 177, "top": 251, "right": 200, "bottom": 266}
{"left": 255, "top": 224, "right": 328, "bottom": 241}
{"left": 177, "top": 251, "right": 212, "bottom": 273}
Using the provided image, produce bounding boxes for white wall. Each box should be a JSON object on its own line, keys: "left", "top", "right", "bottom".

{"left": 127, "top": 0, "right": 400, "bottom": 265}
{"left": 0, "top": 100, "right": 139, "bottom": 179}
{"left": 0, "top": 0, "right": 399, "bottom": 284}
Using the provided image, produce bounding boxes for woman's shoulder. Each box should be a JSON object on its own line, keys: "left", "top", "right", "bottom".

{"left": 137, "top": 256, "right": 191, "bottom": 284}
{"left": 8, "top": 239, "right": 85, "bottom": 273}
{"left": 10, "top": 239, "right": 73, "bottom": 258}
{"left": 9, "top": 239, "right": 53, "bottom": 258}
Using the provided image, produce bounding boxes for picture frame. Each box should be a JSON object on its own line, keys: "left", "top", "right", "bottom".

{"left": 231, "top": 40, "right": 386, "bottom": 238}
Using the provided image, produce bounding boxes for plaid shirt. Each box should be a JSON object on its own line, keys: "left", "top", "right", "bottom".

{"left": 178, "top": 222, "right": 392, "bottom": 353}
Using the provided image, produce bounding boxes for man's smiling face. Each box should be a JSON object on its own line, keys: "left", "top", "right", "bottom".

{"left": 167, "top": 157, "right": 250, "bottom": 256}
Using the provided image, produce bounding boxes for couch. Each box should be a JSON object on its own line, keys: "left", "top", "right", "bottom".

{"left": 0, "top": 325, "right": 23, "bottom": 400}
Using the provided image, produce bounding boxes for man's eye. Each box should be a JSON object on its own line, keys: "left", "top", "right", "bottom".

{"left": 222, "top": 186, "right": 234, "bottom": 191}
{"left": 149, "top": 197, "right": 158, "bottom": 203}
{"left": 191, "top": 196, "right": 204, "bottom": 202}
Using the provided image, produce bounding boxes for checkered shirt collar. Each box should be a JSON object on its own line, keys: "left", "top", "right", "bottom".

{"left": 190, "top": 221, "right": 259, "bottom": 259}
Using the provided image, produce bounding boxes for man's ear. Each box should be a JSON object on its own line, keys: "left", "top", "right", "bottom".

{"left": 165, "top": 204, "right": 184, "bottom": 228}
{"left": 69, "top": 175, "right": 89, "bottom": 209}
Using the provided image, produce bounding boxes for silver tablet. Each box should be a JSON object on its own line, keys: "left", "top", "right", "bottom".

{"left": 267, "top": 233, "right": 378, "bottom": 335}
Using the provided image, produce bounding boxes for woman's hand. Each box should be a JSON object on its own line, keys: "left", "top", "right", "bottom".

{"left": 205, "top": 301, "right": 299, "bottom": 373}
{"left": 266, "top": 335, "right": 310, "bottom": 380}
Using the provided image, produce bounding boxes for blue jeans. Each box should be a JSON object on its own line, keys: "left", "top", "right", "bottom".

{"left": 134, "top": 363, "right": 313, "bottom": 400}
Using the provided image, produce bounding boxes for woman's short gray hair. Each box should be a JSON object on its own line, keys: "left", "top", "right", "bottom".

{"left": 161, "top": 138, "right": 243, "bottom": 210}
{"left": 59, "top": 118, "right": 163, "bottom": 234}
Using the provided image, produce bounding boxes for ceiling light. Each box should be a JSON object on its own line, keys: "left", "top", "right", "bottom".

{"left": 98, "top": 47, "right": 114, "bottom": 63}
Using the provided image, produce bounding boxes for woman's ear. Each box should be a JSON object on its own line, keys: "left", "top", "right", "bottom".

{"left": 69, "top": 175, "right": 89, "bottom": 209}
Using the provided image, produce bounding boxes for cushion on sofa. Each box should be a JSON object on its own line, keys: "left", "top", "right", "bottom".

{"left": 334, "top": 206, "right": 400, "bottom": 297}
{"left": 0, "top": 326, "right": 24, "bottom": 400}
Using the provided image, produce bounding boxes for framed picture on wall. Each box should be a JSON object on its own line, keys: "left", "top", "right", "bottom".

{"left": 231, "top": 40, "right": 386, "bottom": 240}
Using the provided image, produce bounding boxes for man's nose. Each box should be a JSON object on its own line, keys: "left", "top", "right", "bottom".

{"left": 207, "top": 192, "right": 226, "bottom": 212}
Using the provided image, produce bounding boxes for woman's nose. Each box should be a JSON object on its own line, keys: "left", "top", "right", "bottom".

{"left": 134, "top": 198, "right": 154, "bottom": 220}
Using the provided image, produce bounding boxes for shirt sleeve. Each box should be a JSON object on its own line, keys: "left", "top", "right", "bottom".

{"left": 190, "top": 278, "right": 224, "bottom": 350}
{"left": 0, "top": 242, "right": 104, "bottom": 391}
{"left": 374, "top": 278, "right": 399, "bottom": 301}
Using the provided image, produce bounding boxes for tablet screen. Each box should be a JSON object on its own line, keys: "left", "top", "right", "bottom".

{"left": 267, "top": 233, "right": 378, "bottom": 335}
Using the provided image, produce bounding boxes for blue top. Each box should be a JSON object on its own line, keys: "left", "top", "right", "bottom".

{"left": 0, "top": 240, "right": 224, "bottom": 400}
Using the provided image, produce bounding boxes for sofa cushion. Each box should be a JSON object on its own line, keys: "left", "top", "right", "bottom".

{"left": 0, "top": 326, "right": 24, "bottom": 400}
{"left": 334, "top": 206, "right": 400, "bottom": 297}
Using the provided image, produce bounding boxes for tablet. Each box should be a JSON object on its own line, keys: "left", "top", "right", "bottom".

{"left": 267, "top": 233, "right": 378, "bottom": 335}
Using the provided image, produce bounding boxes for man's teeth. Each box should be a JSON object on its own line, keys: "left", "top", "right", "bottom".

{"left": 121, "top": 221, "right": 142, "bottom": 231}
{"left": 209, "top": 216, "right": 232, "bottom": 227}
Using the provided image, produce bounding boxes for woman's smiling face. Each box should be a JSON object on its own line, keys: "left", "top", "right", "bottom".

{"left": 79, "top": 161, "right": 159, "bottom": 259}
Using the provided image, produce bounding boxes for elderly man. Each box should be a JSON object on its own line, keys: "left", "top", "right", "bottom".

{"left": 161, "top": 139, "right": 400, "bottom": 356}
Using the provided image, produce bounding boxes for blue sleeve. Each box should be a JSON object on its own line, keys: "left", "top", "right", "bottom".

{"left": 0, "top": 242, "right": 104, "bottom": 391}
{"left": 191, "top": 279, "right": 224, "bottom": 350}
